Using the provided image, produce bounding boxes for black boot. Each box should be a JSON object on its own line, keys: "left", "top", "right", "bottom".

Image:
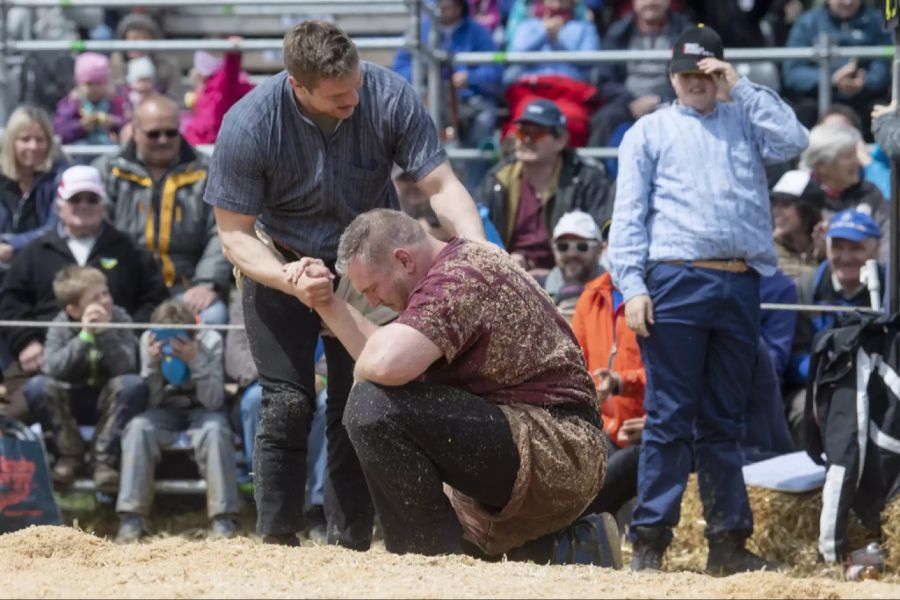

{"left": 630, "top": 526, "right": 668, "bottom": 572}
{"left": 705, "top": 532, "right": 782, "bottom": 576}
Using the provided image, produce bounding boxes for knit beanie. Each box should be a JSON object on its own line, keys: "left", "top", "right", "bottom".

{"left": 74, "top": 52, "right": 110, "bottom": 85}
{"left": 115, "top": 12, "right": 162, "bottom": 39}
{"left": 126, "top": 56, "right": 156, "bottom": 85}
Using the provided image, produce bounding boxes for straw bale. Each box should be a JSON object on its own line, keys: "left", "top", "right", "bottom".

{"left": 668, "top": 475, "right": 877, "bottom": 574}
{"left": 882, "top": 499, "right": 900, "bottom": 572}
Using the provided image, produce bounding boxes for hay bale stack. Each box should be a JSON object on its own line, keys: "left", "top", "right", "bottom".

{"left": 667, "top": 475, "right": 875, "bottom": 573}
{"left": 882, "top": 500, "right": 900, "bottom": 572}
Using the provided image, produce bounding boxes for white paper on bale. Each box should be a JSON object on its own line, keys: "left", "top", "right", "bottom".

{"left": 741, "top": 451, "right": 826, "bottom": 493}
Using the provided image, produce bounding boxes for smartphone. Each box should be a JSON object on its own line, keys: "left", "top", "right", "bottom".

{"left": 150, "top": 328, "right": 190, "bottom": 342}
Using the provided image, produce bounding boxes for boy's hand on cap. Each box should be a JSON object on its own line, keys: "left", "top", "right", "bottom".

{"left": 697, "top": 58, "right": 738, "bottom": 94}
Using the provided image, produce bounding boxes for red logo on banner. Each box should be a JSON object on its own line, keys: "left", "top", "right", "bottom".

{"left": 0, "top": 456, "right": 35, "bottom": 512}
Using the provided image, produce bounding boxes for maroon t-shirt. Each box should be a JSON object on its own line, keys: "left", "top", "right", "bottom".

{"left": 395, "top": 238, "right": 596, "bottom": 407}
{"left": 507, "top": 179, "right": 554, "bottom": 270}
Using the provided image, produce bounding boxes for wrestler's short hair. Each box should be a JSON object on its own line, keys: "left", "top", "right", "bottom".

{"left": 283, "top": 20, "right": 359, "bottom": 91}
{"left": 336, "top": 209, "right": 429, "bottom": 275}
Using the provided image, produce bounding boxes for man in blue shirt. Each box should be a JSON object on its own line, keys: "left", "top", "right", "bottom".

{"left": 608, "top": 24, "right": 808, "bottom": 574}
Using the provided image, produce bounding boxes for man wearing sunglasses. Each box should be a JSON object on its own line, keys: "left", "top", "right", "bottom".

{"left": 94, "top": 95, "right": 231, "bottom": 325}
{"left": 0, "top": 165, "right": 169, "bottom": 428}
{"left": 543, "top": 210, "right": 604, "bottom": 323}
{"left": 476, "top": 99, "right": 613, "bottom": 280}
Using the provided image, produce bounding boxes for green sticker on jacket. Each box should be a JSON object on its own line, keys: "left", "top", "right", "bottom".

{"left": 99, "top": 257, "right": 118, "bottom": 270}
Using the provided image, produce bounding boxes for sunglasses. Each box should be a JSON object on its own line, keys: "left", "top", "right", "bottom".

{"left": 514, "top": 127, "right": 552, "bottom": 143}
{"left": 142, "top": 128, "right": 179, "bottom": 141}
{"left": 555, "top": 240, "right": 596, "bottom": 253}
{"left": 66, "top": 194, "right": 102, "bottom": 205}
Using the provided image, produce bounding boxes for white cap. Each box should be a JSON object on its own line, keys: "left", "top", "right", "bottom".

{"left": 771, "top": 170, "right": 812, "bottom": 197}
{"left": 552, "top": 210, "right": 600, "bottom": 241}
{"left": 57, "top": 165, "right": 107, "bottom": 201}
{"left": 126, "top": 56, "right": 156, "bottom": 86}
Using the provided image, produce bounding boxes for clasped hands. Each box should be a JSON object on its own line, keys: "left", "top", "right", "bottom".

{"left": 283, "top": 258, "right": 335, "bottom": 309}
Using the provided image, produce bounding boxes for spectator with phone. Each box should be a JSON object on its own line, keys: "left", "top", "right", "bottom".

{"left": 782, "top": 0, "right": 890, "bottom": 138}
{"left": 115, "top": 298, "right": 239, "bottom": 543}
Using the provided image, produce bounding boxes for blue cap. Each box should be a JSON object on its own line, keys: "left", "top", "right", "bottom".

{"left": 826, "top": 210, "right": 881, "bottom": 242}
{"left": 515, "top": 99, "right": 567, "bottom": 129}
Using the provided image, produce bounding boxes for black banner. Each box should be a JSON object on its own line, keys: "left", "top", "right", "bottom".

{"left": 886, "top": 0, "right": 900, "bottom": 30}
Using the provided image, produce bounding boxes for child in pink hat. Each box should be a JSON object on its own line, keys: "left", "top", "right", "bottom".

{"left": 54, "top": 52, "right": 127, "bottom": 146}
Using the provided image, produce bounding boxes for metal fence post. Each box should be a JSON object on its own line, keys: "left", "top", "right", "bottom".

{"left": 891, "top": 29, "right": 900, "bottom": 314}
{"left": 408, "top": 0, "right": 423, "bottom": 97}
{"left": 816, "top": 32, "right": 832, "bottom": 120}
{"left": 0, "top": 0, "right": 9, "bottom": 123}
{"left": 426, "top": 8, "right": 440, "bottom": 129}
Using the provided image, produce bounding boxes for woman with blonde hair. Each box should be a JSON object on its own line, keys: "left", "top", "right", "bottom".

{"left": 0, "top": 105, "right": 66, "bottom": 266}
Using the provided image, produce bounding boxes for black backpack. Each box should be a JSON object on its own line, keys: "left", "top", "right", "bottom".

{"left": 805, "top": 313, "right": 900, "bottom": 562}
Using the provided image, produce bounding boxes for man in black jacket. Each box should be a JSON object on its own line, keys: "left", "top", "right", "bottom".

{"left": 475, "top": 99, "right": 614, "bottom": 280}
{"left": 0, "top": 165, "right": 169, "bottom": 422}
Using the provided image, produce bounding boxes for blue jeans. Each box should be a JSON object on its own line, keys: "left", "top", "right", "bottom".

{"left": 239, "top": 382, "right": 327, "bottom": 506}
{"left": 631, "top": 263, "right": 760, "bottom": 545}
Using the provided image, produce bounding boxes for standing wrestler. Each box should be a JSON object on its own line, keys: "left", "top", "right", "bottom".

{"left": 204, "top": 20, "right": 485, "bottom": 548}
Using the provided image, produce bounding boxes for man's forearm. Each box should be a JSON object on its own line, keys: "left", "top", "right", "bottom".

{"left": 316, "top": 297, "right": 380, "bottom": 360}
{"left": 429, "top": 180, "right": 486, "bottom": 241}
{"left": 220, "top": 229, "right": 293, "bottom": 295}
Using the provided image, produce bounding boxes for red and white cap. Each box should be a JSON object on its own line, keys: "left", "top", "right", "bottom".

{"left": 57, "top": 165, "right": 107, "bottom": 201}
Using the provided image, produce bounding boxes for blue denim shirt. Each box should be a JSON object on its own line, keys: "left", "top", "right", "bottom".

{"left": 608, "top": 77, "right": 809, "bottom": 301}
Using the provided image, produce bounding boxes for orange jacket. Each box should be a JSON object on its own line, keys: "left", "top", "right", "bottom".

{"left": 571, "top": 272, "right": 646, "bottom": 448}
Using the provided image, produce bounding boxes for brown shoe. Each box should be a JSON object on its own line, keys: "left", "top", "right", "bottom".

{"left": 52, "top": 457, "right": 83, "bottom": 486}
{"left": 93, "top": 464, "right": 119, "bottom": 491}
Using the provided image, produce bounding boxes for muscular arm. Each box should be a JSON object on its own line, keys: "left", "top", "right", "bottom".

{"left": 214, "top": 207, "right": 294, "bottom": 295}
{"left": 297, "top": 263, "right": 442, "bottom": 384}
{"left": 315, "top": 296, "right": 381, "bottom": 361}
{"left": 416, "top": 161, "right": 486, "bottom": 242}
{"left": 353, "top": 323, "right": 443, "bottom": 386}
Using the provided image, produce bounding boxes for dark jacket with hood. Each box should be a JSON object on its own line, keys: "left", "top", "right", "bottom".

{"left": 0, "top": 222, "right": 169, "bottom": 357}
{"left": 0, "top": 161, "right": 64, "bottom": 253}
{"left": 475, "top": 148, "right": 614, "bottom": 247}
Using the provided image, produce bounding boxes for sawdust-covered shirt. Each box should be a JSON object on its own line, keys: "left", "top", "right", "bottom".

{"left": 203, "top": 61, "right": 447, "bottom": 262}
{"left": 396, "top": 238, "right": 597, "bottom": 407}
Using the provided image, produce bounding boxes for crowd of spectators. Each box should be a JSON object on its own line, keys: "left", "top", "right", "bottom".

{"left": 0, "top": 0, "right": 896, "bottom": 557}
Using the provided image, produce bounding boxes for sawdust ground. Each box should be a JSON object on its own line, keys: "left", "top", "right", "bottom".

{"left": 2, "top": 526, "right": 900, "bottom": 599}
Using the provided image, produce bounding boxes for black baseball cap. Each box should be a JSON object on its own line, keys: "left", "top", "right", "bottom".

{"left": 670, "top": 24, "right": 724, "bottom": 74}
{"left": 515, "top": 99, "right": 567, "bottom": 129}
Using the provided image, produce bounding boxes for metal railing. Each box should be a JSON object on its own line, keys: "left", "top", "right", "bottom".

{"left": 1, "top": 0, "right": 896, "bottom": 142}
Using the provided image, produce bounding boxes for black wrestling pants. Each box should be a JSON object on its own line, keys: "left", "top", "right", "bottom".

{"left": 242, "top": 276, "right": 374, "bottom": 549}
{"left": 343, "top": 380, "right": 520, "bottom": 556}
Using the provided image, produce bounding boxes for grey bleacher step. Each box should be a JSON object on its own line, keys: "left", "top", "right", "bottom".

{"left": 161, "top": 12, "right": 407, "bottom": 37}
